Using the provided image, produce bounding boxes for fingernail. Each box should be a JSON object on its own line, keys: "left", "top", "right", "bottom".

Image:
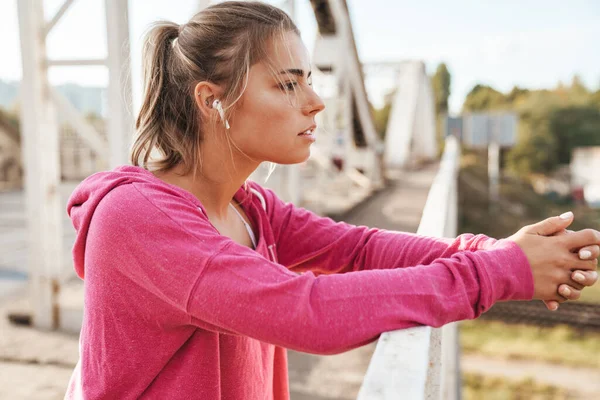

{"left": 559, "top": 211, "right": 573, "bottom": 220}
{"left": 551, "top": 303, "right": 559, "bottom": 311}
{"left": 560, "top": 286, "right": 571, "bottom": 297}
{"left": 573, "top": 272, "right": 585, "bottom": 283}
{"left": 579, "top": 250, "right": 592, "bottom": 260}
{"left": 591, "top": 271, "right": 598, "bottom": 280}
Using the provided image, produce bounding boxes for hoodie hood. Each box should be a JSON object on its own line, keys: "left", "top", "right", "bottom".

{"left": 67, "top": 165, "right": 200, "bottom": 279}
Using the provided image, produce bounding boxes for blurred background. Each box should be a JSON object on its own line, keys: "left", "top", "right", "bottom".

{"left": 0, "top": 0, "right": 599, "bottom": 399}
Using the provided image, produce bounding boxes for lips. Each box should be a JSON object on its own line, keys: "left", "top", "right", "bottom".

{"left": 298, "top": 125, "right": 317, "bottom": 136}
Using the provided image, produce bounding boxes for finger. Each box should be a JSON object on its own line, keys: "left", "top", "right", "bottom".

{"left": 557, "top": 230, "right": 600, "bottom": 259}
{"left": 561, "top": 229, "right": 600, "bottom": 251}
{"left": 552, "top": 229, "right": 570, "bottom": 237}
{"left": 566, "top": 276, "right": 585, "bottom": 291}
{"left": 525, "top": 212, "right": 574, "bottom": 236}
{"left": 572, "top": 270, "right": 599, "bottom": 287}
{"left": 545, "top": 287, "right": 569, "bottom": 303}
{"left": 548, "top": 294, "right": 569, "bottom": 303}
{"left": 554, "top": 293, "right": 568, "bottom": 303}
{"left": 565, "top": 253, "right": 598, "bottom": 271}
{"left": 578, "top": 245, "right": 600, "bottom": 260}
{"left": 543, "top": 300, "right": 559, "bottom": 311}
{"left": 558, "top": 284, "right": 581, "bottom": 301}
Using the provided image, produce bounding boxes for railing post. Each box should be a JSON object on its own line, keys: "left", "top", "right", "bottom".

{"left": 441, "top": 323, "right": 461, "bottom": 400}
{"left": 358, "top": 136, "right": 462, "bottom": 399}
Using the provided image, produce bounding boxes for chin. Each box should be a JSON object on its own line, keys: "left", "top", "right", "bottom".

{"left": 270, "top": 148, "right": 311, "bottom": 165}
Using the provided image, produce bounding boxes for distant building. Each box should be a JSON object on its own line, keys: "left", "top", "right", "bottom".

{"left": 571, "top": 146, "right": 600, "bottom": 208}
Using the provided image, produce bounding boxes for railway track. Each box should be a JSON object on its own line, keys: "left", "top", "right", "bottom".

{"left": 479, "top": 301, "right": 600, "bottom": 332}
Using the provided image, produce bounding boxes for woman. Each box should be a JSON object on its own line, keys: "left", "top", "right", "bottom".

{"left": 65, "top": 2, "right": 599, "bottom": 399}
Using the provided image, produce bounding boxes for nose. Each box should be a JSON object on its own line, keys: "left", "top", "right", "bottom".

{"left": 302, "top": 87, "right": 325, "bottom": 116}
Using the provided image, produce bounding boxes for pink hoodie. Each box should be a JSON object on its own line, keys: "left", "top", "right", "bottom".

{"left": 65, "top": 165, "right": 533, "bottom": 399}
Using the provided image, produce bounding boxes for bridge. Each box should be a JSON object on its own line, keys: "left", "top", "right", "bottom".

{"left": 0, "top": 0, "right": 459, "bottom": 399}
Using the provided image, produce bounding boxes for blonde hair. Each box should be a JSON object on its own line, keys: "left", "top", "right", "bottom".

{"left": 131, "top": 1, "right": 299, "bottom": 173}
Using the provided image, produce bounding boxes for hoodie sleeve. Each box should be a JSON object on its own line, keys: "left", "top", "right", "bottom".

{"left": 253, "top": 184, "right": 499, "bottom": 275}
{"left": 93, "top": 183, "right": 533, "bottom": 355}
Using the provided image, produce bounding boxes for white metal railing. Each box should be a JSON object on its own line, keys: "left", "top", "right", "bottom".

{"left": 357, "top": 135, "right": 461, "bottom": 400}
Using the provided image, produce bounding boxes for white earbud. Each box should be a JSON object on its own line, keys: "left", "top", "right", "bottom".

{"left": 212, "top": 99, "right": 230, "bottom": 129}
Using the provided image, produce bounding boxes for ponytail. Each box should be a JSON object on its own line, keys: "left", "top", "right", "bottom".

{"left": 131, "top": 22, "right": 202, "bottom": 172}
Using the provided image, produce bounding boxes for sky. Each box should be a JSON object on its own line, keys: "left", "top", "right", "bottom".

{"left": 0, "top": 0, "right": 599, "bottom": 113}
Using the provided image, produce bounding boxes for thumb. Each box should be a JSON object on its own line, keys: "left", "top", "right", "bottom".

{"left": 523, "top": 211, "right": 574, "bottom": 236}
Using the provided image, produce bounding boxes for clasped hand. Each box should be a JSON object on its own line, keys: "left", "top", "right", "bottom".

{"left": 507, "top": 211, "right": 599, "bottom": 311}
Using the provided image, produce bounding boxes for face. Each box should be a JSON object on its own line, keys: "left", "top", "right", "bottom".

{"left": 227, "top": 31, "right": 325, "bottom": 164}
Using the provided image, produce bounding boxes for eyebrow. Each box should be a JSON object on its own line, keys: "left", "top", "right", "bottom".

{"left": 279, "top": 69, "right": 312, "bottom": 79}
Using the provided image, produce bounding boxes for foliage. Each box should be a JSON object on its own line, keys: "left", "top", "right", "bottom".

{"left": 431, "top": 63, "right": 451, "bottom": 115}
{"left": 505, "top": 86, "right": 530, "bottom": 105}
{"left": 463, "top": 373, "right": 571, "bottom": 400}
{"left": 462, "top": 84, "right": 507, "bottom": 112}
{"left": 569, "top": 74, "right": 591, "bottom": 105}
{"left": 591, "top": 90, "right": 600, "bottom": 109}
{"left": 372, "top": 93, "right": 393, "bottom": 140}
{"left": 0, "top": 107, "right": 20, "bottom": 129}
{"left": 505, "top": 106, "right": 558, "bottom": 176}
{"left": 550, "top": 106, "right": 600, "bottom": 164}
{"left": 461, "top": 76, "right": 600, "bottom": 177}
{"left": 431, "top": 63, "right": 452, "bottom": 153}
{"left": 460, "top": 320, "right": 600, "bottom": 369}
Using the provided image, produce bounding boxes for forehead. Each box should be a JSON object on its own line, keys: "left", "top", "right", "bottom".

{"left": 261, "top": 31, "right": 310, "bottom": 73}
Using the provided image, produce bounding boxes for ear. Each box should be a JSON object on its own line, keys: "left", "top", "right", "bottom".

{"left": 193, "top": 81, "right": 223, "bottom": 120}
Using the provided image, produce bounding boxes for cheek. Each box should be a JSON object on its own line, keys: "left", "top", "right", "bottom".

{"left": 237, "top": 93, "right": 294, "bottom": 141}
{"left": 257, "top": 92, "right": 293, "bottom": 122}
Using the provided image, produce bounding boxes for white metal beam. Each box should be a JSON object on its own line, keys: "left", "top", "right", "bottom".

{"left": 17, "top": 0, "right": 63, "bottom": 330}
{"left": 51, "top": 88, "right": 109, "bottom": 161}
{"left": 47, "top": 58, "right": 108, "bottom": 67}
{"left": 44, "top": 0, "right": 76, "bottom": 37}
{"left": 385, "top": 61, "right": 438, "bottom": 169}
{"left": 105, "top": 0, "right": 134, "bottom": 167}
{"left": 312, "top": 0, "right": 383, "bottom": 187}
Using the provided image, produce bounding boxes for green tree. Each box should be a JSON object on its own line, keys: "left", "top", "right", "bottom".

{"left": 506, "top": 86, "right": 529, "bottom": 105}
{"left": 431, "top": 63, "right": 451, "bottom": 115}
{"left": 568, "top": 75, "right": 591, "bottom": 105}
{"left": 504, "top": 92, "right": 559, "bottom": 176}
{"left": 590, "top": 90, "right": 600, "bottom": 110}
{"left": 373, "top": 90, "right": 395, "bottom": 140}
{"left": 460, "top": 79, "right": 600, "bottom": 179}
{"left": 550, "top": 106, "right": 600, "bottom": 164}
{"left": 462, "top": 84, "right": 507, "bottom": 112}
{"left": 506, "top": 110, "right": 558, "bottom": 176}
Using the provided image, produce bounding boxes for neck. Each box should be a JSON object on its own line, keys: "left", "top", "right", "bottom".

{"left": 154, "top": 145, "right": 260, "bottom": 220}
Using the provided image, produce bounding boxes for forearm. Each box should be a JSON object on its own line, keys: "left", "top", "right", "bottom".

{"left": 287, "top": 227, "right": 500, "bottom": 274}
{"left": 188, "top": 239, "right": 532, "bottom": 355}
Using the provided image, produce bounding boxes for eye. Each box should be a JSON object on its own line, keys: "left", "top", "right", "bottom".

{"left": 279, "top": 81, "right": 298, "bottom": 91}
